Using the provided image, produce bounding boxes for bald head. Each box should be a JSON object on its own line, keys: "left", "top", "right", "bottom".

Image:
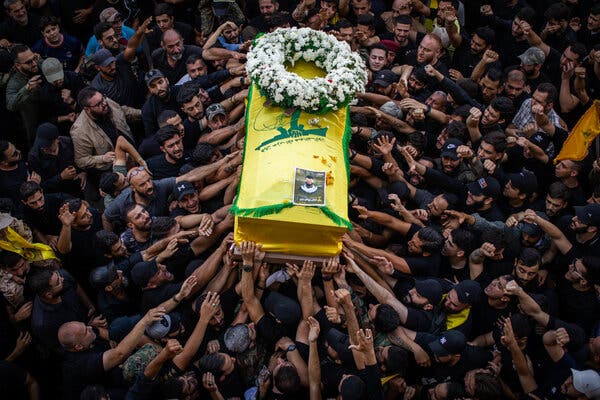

{"left": 162, "top": 29, "right": 184, "bottom": 61}
{"left": 58, "top": 321, "right": 87, "bottom": 350}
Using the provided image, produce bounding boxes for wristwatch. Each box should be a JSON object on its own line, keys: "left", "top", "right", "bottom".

{"left": 286, "top": 344, "right": 297, "bottom": 352}
{"left": 243, "top": 264, "right": 253, "bottom": 272}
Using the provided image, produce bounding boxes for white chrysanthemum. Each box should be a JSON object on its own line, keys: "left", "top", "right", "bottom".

{"left": 246, "top": 27, "right": 367, "bottom": 113}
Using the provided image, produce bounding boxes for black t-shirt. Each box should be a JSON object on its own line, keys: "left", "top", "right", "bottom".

{"left": 0, "top": 15, "right": 42, "bottom": 47}
{"left": 470, "top": 301, "right": 514, "bottom": 340}
{"left": 22, "top": 192, "right": 74, "bottom": 236}
{"left": 556, "top": 277, "right": 599, "bottom": 334}
{"left": 0, "top": 360, "right": 27, "bottom": 399}
{"left": 91, "top": 53, "right": 142, "bottom": 108}
{"left": 147, "top": 153, "right": 187, "bottom": 179}
{"left": 141, "top": 85, "right": 182, "bottom": 136}
{"left": 62, "top": 343, "right": 123, "bottom": 400}
{"left": 0, "top": 161, "right": 29, "bottom": 208}
{"left": 151, "top": 45, "right": 203, "bottom": 84}
{"left": 60, "top": 209, "right": 104, "bottom": 289}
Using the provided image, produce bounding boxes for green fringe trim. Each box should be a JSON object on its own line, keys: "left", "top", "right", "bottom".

{"left": 230, "top": 202, "right": 352, "bottom": 229}
{"left": 320, "top": 206, "right": 353, "bottom": 229}
{"left": 230, "top": 202, "right": 294, "bottom": 218}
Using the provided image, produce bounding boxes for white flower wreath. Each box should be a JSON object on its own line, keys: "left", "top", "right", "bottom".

{"left": 246, "top": 27, "right": 368, "bottom": 114}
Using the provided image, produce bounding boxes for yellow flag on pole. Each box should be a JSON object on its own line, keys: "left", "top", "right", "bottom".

{"left": 555, "top": 100, "right": 600, "bottom": 163}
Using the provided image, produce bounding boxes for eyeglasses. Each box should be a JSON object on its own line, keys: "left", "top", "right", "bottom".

{"left": 88, "top": 95, "right": 107, "bottom": 108}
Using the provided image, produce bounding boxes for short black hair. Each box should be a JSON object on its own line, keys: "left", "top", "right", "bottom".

{"left": 78, "top": 86, "right": 100, "bottom": 107}
{"left": 176, "top": 83, "right": 199, "bottom": 105}
{"left": 155, "top": 125, "right": 181, "bottom": 146}
{"left": 19, "top": 181, "right": 42, "bottom": 200}
{"left": 0, "top": 250, "right": 22, "bottom": 269}
{"left": 99, "top": 172, "right": 120, "bottom": 197}
{"left": 536, "top": 83, "right": 557, "bottom": 105}
{"left": 473, "top": 26, "right": 495, "bottom": 45}
{"left": 368, "top": 43, "right": 388, "bottom": 56}
{"left": 40, "top": 15, "right": 60, "bottom": 31}
{"left": 451, "top": 228, "right": 476, "bottom": 255}
{"left": 544, "top": 2, "right": 570, "bottom": 22}
{"left": 374, "top": 304, "right": 401, "bottom": 333}
{"left": 151, "top": 216, "right": 177, "bottom": 240}
{"left": 192, "top": 142, "right": 217, "bottom": 166}
{"left": 385, "top": 346, "right": 408, "bottom": 374}
{"left": 481, "top": 228, "right": 506, "bottom": 250}
{"left": 158, "top": 110, "right": 179, "bottom": 127}
{"left": 490, "top": 96, "right": 514, "bottom": 122}
{"left": 198, "top": 353, "right": 225, "bottom": 379}
{"left": 185, "top": 53, "right": 203, "bottom": 66}
{"left": 94, "top": 230, "right": 120, "bottom": 254}
{"left": 9, "top": 44, "right": 29, "bottom": 62}
{"left": 154, "top": 2, "right": 173, "bottom": 17}
{"left": 274, "top": 365, "right": 301, "bottom": 394}
{"left": 29, "top": 269, "right": 53, "bottom": 296}
{"left": 418, "top": 227, "right": 444, "bottom": 254}
{"left": 548, "top": 181, "right": 570, "bottom": 201}
{"left": 94, "top": 21, "right": 113, "bottom": 41}
{"left": 357, "top": 13, "right": 375, "bottom": 29}
{"left": 515, "top": 6, "right": 536, "bottom": 26}
{"left": 481, "top": 131, "right": 507, "bottom": 153}
{"left": 483, "top": 67, "right": 503, "bottom": 84}
{"left": 518, "top": 248, "right": 541, "bottom": 266}
{"left": 394, "top": 15, "right": 412, "bottom": 26}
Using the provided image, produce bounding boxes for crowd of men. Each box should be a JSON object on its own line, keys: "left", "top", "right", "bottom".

{"left": 1, "top": 0, "right": 600, "bottom": 399}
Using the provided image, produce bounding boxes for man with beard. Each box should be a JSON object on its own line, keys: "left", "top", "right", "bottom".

{"left": 120, "top": 204, "right": 153, "bottom": 254}
{"left": 19, "top": 182, "right": 73, "bottom": 246}
{"left": 57, "top": 307, "right": 166, "bottom": 400}
{"left": 0, "top": 0, "right": 41, "bottom": 48}
{"left": 6, "top": 44, "right": 44, "bottom": 147}
{"left": 465, "top": 97, "right": 514, "bottom": 143}
{"left": 470, "top": 275, "right": 516, "bottom": 340}
{"left": 151, "top": 29, "right": 239, "bottom": 85}
{"left": 450, "top": 27, "right": 497, "bottom": 80}
{"left": 516, "top": 47, "right": 549, "bottom": 93}
{"left": 388, "top": 15, "right": 421, "bottom": 66}
{"left": 141, "top": 69, "right": 182, "bottom": 136}
{"left": 70, "top": 86, "right": 139, "bottom": 174}
{"left": 0, "top": 251, "right": 32, "bottom": 319}
{"left": 103, "top": 152, "right": 234, "bottom": 227}
{"left": 410, "top": 33, "right": 449, "bottom": 78}
{"left": 56, "top": 198, "right": 105, "bottom": 290}
{"left": 146, "top": 125, "right": 188, "bottom": 179}
{"left": 0, "top": 140, "right": 33, "bottom": 208}
{"left": 502, "top": 69, "right": 529, "bottom": 110}
{"left": 29, "top": 268, "right": 96, "bottom": 352}
{"left": 90, "top": 17, "right": 152, "bottom": 108}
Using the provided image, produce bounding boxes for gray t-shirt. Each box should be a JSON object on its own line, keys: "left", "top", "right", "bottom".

{"left": 104, "top": 177, "right": 176, "bottom": 223}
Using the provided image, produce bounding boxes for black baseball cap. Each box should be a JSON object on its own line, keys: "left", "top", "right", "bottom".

{"left": 574, "top": 204, "right": 600, "bottom": 227}
{"left": 373, "top": 70, "right": 398, "bottom": 88}
{"left": 428, "top": 330, "right": 466, "bottom": 357}
{"left": 414, "top": 279, "right": 443, "bottom": 305}
{"left": 89, "top": 263, "right": 118, "bottom": 289}
{"left": 264, "top": 291, "right": 301, "bottom": 327}
{"left": 173, "top": 181, "right": 196, "bottom": 201}
{"left": 131, "top": 260, "right": 158, "bottom": 287}
{"left": 145, "top": 69, "right": 165, "bottom": 86}
{"left": 467, "top": 177, "right": 501, "bottom": 198}
{"left": 507, "top": 170, "right": 538, "bottom": 196}
{"left": 454, "top": 280, "right": 481, "bottom": 305}
{"left": 440, "top": 138, "right": 463, "bottom": 161}
{"left": 34, "top": 122, "right": 60, "bottom": 148}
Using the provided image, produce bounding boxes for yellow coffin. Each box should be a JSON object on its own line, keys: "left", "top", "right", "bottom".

{"left": 232, "top": 63, "right": 351, "bottom": 256}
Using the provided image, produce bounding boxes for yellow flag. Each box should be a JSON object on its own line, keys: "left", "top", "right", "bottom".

{"left": 555, "top": 100, "right": 600, "bottom": 163}
{"left": 0, "top": 227, "right": 58, "bottom": 261}
{"left": 232, "top": 61, "right": 351, "bottom": 257}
